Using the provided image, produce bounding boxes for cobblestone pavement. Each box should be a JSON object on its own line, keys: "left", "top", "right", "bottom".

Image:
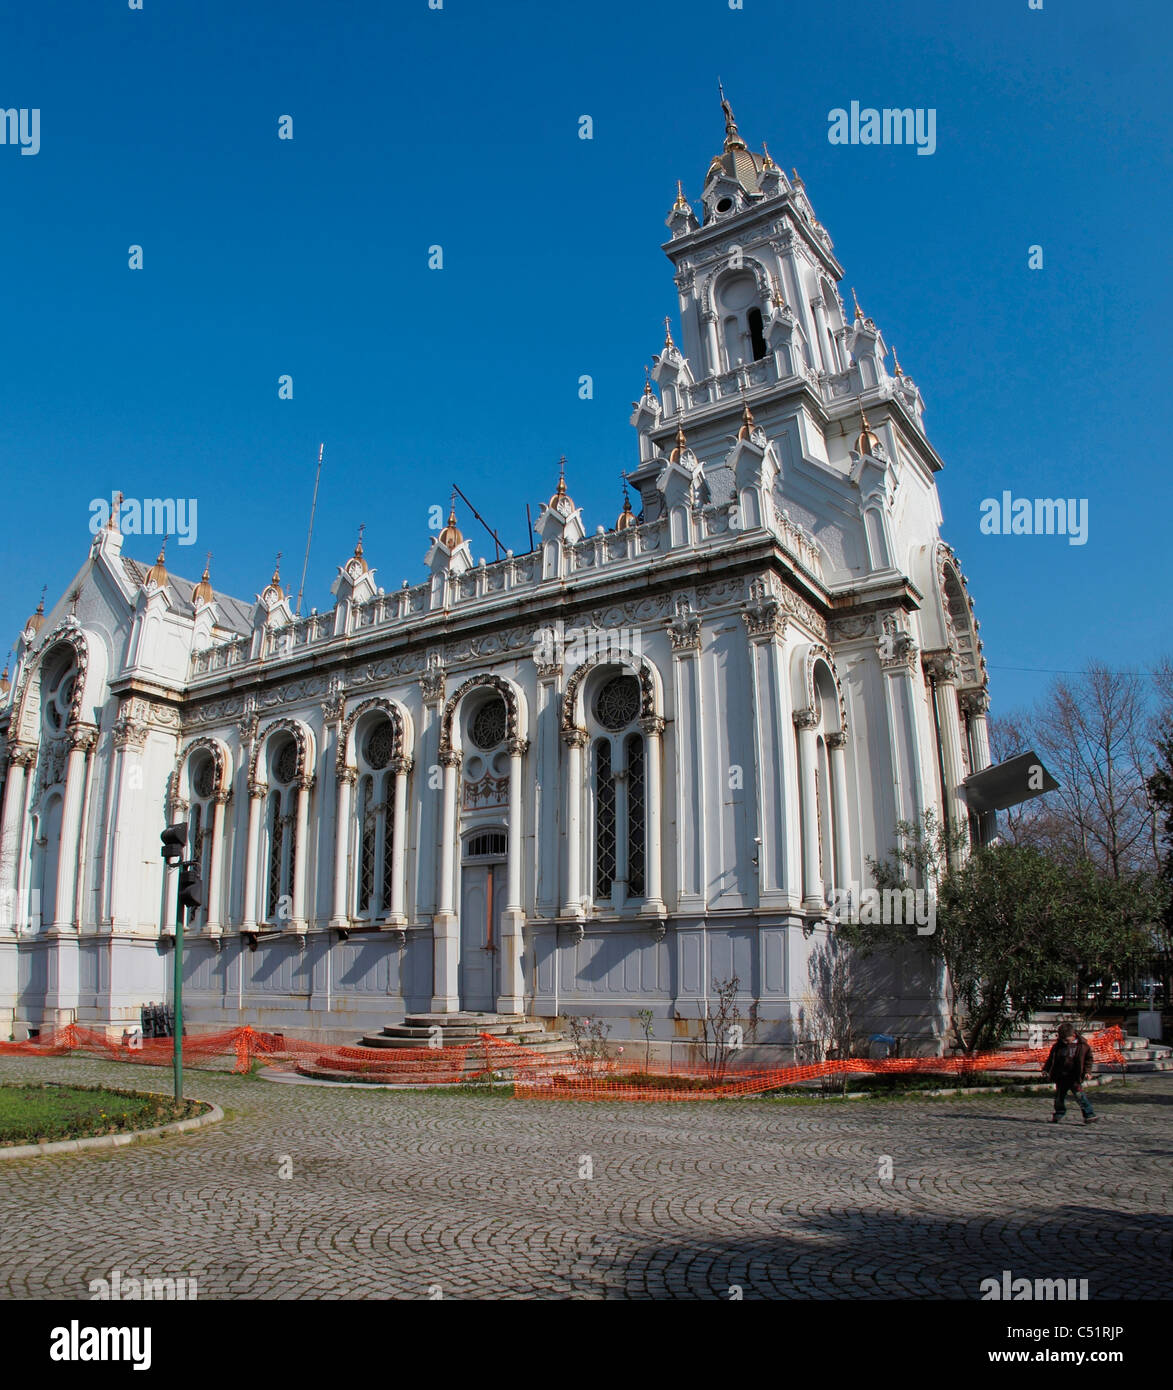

{"left": 1, "top": 1055, "right": 1170, "bottom": 1300}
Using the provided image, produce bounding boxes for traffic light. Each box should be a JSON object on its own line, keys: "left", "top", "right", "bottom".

{"left": 177, "top": 863, "right": 204, "bottom": 914}
{"left": 160, "top": 822, "right": 188, "bottom": 863}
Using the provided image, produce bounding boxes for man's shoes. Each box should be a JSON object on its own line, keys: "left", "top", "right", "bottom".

{"left": 1083, "top": 1115, "right": 1099, "bottom": 1124}
{"left": 1050, "top": 1113, "right": 1063, "bottom": 1123}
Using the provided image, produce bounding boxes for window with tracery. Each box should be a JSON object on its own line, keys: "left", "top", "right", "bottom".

{"left": 186, "top": 752, "right": 216, "bottom": 927}
{"left": 353, "top": 717, "right": 397, "bottom": 920}
{"left": 591, "top": 674, "right": 646, "bottom": 906}
{"left": 265, "top": 737, "right": 298, "bottom": 923}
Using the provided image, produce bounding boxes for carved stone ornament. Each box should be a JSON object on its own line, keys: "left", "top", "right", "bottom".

{"left": 742, "top": 576, "right": 787, "bottom": 640}
{"left": 668, "top": 595, "right": 701, "bottom": 653}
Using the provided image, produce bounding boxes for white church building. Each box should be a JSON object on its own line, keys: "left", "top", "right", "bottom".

{"left": 0, "top": 101, "right": 993, "bottom": 1049}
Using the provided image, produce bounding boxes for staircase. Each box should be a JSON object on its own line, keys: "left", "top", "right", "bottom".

{"left": 991, "top": 1011, "right": 1173, "bottom": 1077}
{"left": 358, "top": 1012, "right": 574, "bottom": 1055}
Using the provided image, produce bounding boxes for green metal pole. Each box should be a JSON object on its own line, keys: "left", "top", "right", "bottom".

{"left": 173, "top": 868, "right": 184, "bottom": 1101}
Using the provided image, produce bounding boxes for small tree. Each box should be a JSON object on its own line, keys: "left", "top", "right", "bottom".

{"left": 696, "top": 977, "right": 747, "bottom": 1079}
{"left": 636, "top": 1009, "right": 655, "bottom": 1072}
{"left": 563, "top": 1013, "right": 612, "bottom": 1078}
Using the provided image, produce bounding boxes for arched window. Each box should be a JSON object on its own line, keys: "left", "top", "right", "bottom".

{"left": 353, "top": 716, "right": 396, "bottom": 921}
{"left": 186, "top": 752, "right": 216, "bottom": 928}
{"left": 264, "top": 737, "right": 298, "bottom": 923}
{"left": 717, "top": 271, "right": 768, "bottom": 370}
{"left": 747, "top": 306, "right": 768, "bottom": 362}
{"left": 590, "top": 673, "right": 646, "bottom": 907}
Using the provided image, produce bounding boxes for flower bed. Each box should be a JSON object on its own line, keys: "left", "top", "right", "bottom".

{"left": 0, "top": 1082, "right": 205, "bottom": 1147}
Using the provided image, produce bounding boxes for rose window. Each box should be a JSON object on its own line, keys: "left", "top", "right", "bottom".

{"left": 595, "top": 675, "right": 640, "bottom": 731}
{"left": 470, "top": 698, "right": 507, "bottom": 751}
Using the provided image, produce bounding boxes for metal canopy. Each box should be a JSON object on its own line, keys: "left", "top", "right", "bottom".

{"left": 963, "top": 751, "right": 1059, "bottom": 814}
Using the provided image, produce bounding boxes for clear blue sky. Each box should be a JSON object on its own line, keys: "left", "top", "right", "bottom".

{"left": 2, "top": 0, "right": 1169, "bottom": 716}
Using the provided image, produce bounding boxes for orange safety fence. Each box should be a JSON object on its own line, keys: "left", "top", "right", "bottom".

{"left": 0, "top": 1025, "right": 470, "bottom": 1084}
{"left": 0, "top": 1023, "right": 1127, "bottom": 1098}
{"left": 469, "top": 1026, "right": 1129, "bottom": 1102}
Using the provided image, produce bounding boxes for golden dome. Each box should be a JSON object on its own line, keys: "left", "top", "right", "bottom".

{"left": 26, "top": 590, "right": 46, "bottom": 635}
{"left": 438, "top": 504, "right": 463, "bottom": 549}
{"left": 616, "top": 494, "right": 636, "bottom": 531}
{"left": 191, "top": 554, "right": 214, "bottom": 607}
{"left": 708, "top": 87, "right": 765, "bottom": 193}
{"left": 350, "top": 524, "right": 369, "bottom": 572}
{"left": 548, "top": 457, "right": 575, "bottom": 512}
{"left": 145, "top": 540, "right": 169, "bottom": 589}
{"left": 855, "top": 402, "right": 880, "bottom": 456}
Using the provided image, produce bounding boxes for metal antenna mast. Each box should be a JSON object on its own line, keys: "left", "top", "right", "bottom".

{"left": 296, "top": 443, "right": 325, "bottom": 616}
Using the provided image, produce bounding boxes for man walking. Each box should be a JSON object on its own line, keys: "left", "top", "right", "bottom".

{"left": 1042, "top": 1021, "right": 1098, "bottom": 1124}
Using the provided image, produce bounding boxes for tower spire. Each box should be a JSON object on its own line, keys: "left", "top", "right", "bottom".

{"left": 717, "top": 80, "right": 747, "bottom": 151}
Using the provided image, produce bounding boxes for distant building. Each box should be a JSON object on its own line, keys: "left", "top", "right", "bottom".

{"left": 0, "top": 101, "right": 991, "bottom": 1047}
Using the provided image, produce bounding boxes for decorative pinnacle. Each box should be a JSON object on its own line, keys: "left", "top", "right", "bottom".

{"left": 761, "top": 141, "right": 778, "bottom": 171}
{"left": 663, "top": 316, "right": 675, "bottom": 348}
{"left": 355, "top": 522, "right": 366, "bottom": 558}
{"left": 717, "top": 80, "right": 746, "bottom": 150}
{"left": 107, "top": 490, "right": 123, "bottom": 531}
{"left": 554, "top": 456, "right": 568, "bottom": 498}
{"left": 271, "top": 551, "right": 282, "bottom": 586}
{"left": 673, "top": 179, "right": 688, "bottom": 210}
{"left": 851, "top": 286, "right": 864, "bottom": 321}
{"left": 891, "top": 345, "right": 904, "bottom": 378}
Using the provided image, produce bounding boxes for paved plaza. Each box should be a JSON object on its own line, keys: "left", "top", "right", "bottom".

{"left": 0, "top": 1055, "right": 1170, "bottom": 1300}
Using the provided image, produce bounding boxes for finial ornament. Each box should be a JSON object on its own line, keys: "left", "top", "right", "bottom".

{"left": 891, "top": 345, "right": 904, "bottom": 378}
{"left": 145, "top": 537, "right": 169, "bottom": 590}
{"left": 107, "top": 490, "right": 123, "bottom": 531}
{"left": 851, "top": 286, "right": 864, "bottom": 321}
{"left": 556, "top": 455, "right": 567, "bottom": 497}
{"left": 738, "top": 396, "right": 755, "bottom": 441}
{"left": 193, "top": 551, "right": 214, "bottom": 607}
{"left": 673, "top": 179, "right": 687, "bottom": 210}
{"left": 854, "top": 398, "right": 880, "bottom": 456}
{"left": 663, "top": 316, "right": 675, "bottom": 348}
{"left": 271, "top": 551, "right": 283, "bottom": 586}
{"left": 761, "top": 141, "right": 778, "bottom": 171}
{"left": 717, "top": 80, "right": 745, "bottom": 150}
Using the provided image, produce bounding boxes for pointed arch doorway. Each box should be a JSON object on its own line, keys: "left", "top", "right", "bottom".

{"left": 459, "top": 829, "right": 506, "bottom": 1012}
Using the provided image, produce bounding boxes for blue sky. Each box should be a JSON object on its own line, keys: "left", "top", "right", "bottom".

{"left": 1, "top": 0, "right": 1169, "bottom": 716}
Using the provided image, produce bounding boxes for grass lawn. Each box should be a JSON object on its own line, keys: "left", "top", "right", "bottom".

{"left": 0, "top": 1082, "right": 205, "bottom": 1146}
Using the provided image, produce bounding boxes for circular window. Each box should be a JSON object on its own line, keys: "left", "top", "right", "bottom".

{"left": 193, "top": 757, "right": 216, "bottom": 800}
{"left": 470, "top": 698, "right": 507, "bottom": 751}
{"left": 273, "top": 740, "right": 298, "bottom": 785}
{"left": 364, "top": 720, "right": 394, "bottom": 771}
{"left": 595, "top": 675, "right": 641, "bottom": 731}
{"left": 716, "top": 196, "right": 734, "bottom": 213}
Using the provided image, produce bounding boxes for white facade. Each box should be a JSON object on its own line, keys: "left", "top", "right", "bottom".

{"left": 0, "top": 104, "right": 991, "bottom": 1048}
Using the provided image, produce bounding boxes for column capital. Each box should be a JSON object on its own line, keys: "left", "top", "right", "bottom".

{"left": 825, "top": 731, "right": 848, "bottom": 750}
{"left": 5, "top": 742, "right": 38, "bottom": 770}
{"left": 959, "top": 689, "right": 990, "bottom": 716}
{"left": 506, "top": 736, "right": 530, "bottom": 758}
{"left": 390, "top": 755, "right": 414, "bottom": 776}
{"left": 562, "top": 727, "right": 589, "bottom": 749}
{"left": 439, "top": 748, "right": 463, "bottom": 769}
{"left": 67, "top": 723, "right": 99, "bottom": 753}
{"left": 248, "top": 779, "right": 268, "bottom": 800}
{"left": 337, "top": 765, "right": 357, "bottom": 786}
{"left": 213, "top": 788, "right": 233, "bottom": 806}
{"left": 922, "top": 648, "right": 958, "bottom": 683}
{"left": 793, "top": 707, "right": 819, "bottom": 731}
{"left": 639, "top": 715, "right": 666, "bottom": 738}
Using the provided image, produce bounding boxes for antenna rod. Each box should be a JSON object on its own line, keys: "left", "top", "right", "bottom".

{"left": 525, "top": 502, "right": 534, "bottom": 554}
{"left": 296, "top": 443, "right": 325, "bottom": 616}
{"left": 452, "top": 482, "right": 504, "bottom": 560}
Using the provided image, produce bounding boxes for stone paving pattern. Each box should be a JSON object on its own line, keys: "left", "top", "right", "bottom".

{"left": 1, "top": 1055, "right": 1170, "bottom": 1300}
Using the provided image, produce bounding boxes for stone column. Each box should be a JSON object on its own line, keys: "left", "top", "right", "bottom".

{"left": 498, "top": 737, "right": 528, "bottom": 1013}
{"left": 561, "top": 729, "right": 587, "bottom": 918}
{"left": 431, "top": 749, "right": 461, "bottom": 1012}
{"left": 50, "top": 725, "right": 96, "bottom": 935}
{"left": 925, "top": 651, "right": 967, "bottom": 849}
{"left": 878, "top": 619, "right": 925, "bottom": 830}
{"left": 291, "top": 777, "right": 312, "bottom": 932}
{"left": 670, "top": 606, "right": 705, "bottom": 915}
{"left": 240, "top": 781, "right": 265, "bottom": 931}
{"left": 205, "top": 791, "right": 229, "bottom": 933}
{"left": 0, "top": 748, "right": 33, "bottom": 934}
{"left": 794, "top": 709, "right": 823, "bottom": 910}
{"left": 741, "top": 584, "right": 796, "bottom": 910}
{"left": 826, "top": 732, "right": 851, "bottom": 893}
{"left": 330, "top": 769, "right": 354, "bottom": 928}
{"left": 639, "top": 716, "right": 666, "bottom": 915}
{"left": 385, "top": 757, "right": 411, "bottom": 927}
{"left": 961, "top": 690, "right": 991, "bottom": 773}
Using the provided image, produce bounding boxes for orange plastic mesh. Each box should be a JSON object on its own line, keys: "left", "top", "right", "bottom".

{"left": 469, "top": 1026, "right": 1128, "bottom": 1101}
{"left": 0, "top": 1023, "right": 1127, "bottom": 1097}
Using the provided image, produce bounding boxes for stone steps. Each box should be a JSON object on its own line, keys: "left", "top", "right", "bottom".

{"left": 992, "top": 1016, "right": 1171, "bottom": 1075}
{"left": 356, "top": 1012, "right": 576, "bottom": 1058}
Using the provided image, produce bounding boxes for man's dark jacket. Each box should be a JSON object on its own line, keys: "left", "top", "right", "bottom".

{"left": 1042, "top": 1036, "right": 1094, "bottom": 1083}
